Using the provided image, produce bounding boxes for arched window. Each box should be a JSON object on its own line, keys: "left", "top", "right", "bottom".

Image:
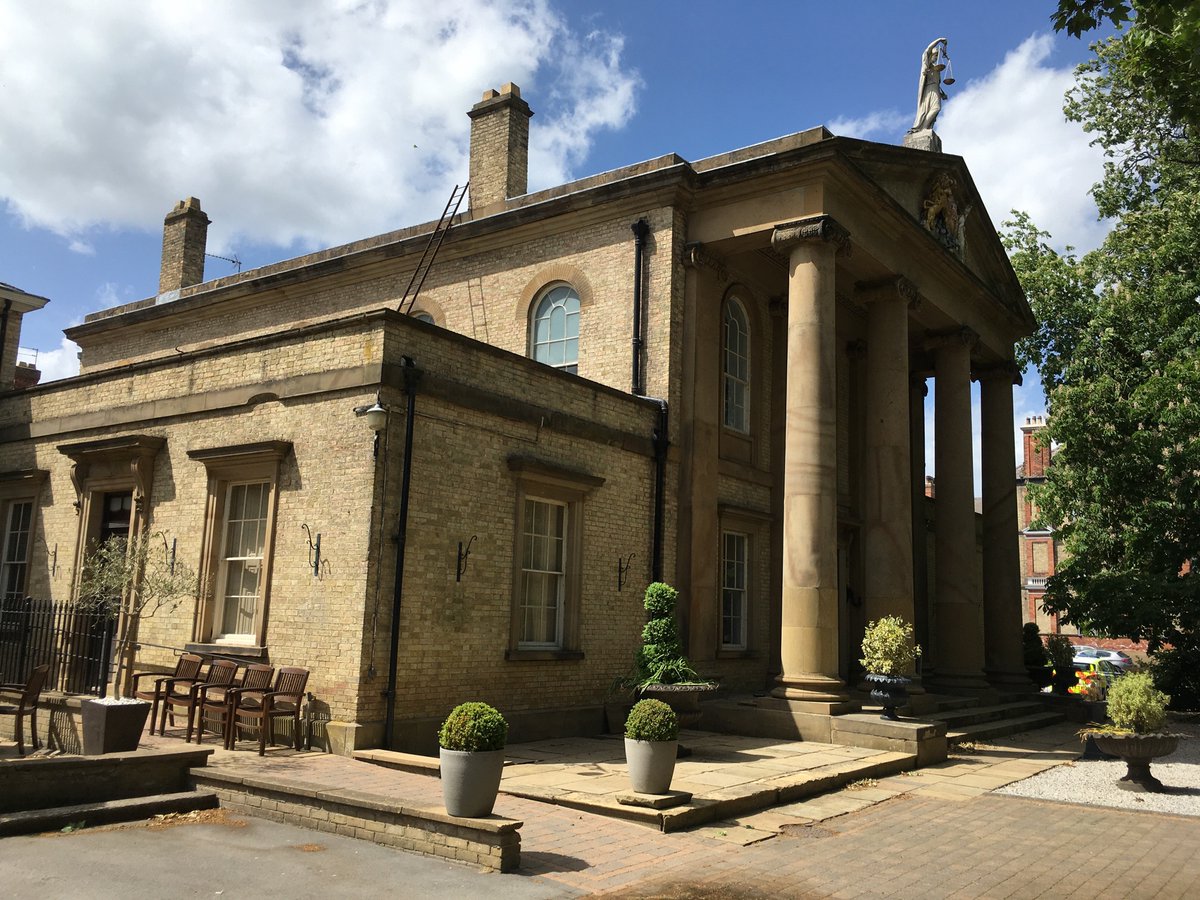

{"left": 723, "top": 297, "right": 750, "bottom": 432}
{"left": 411, "top": 310, "right": 435, "bottom": 325}
{"left": 531, "top": 285, "right": 580, "bottom": 374}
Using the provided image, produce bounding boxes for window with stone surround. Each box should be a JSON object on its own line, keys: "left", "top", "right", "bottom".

{"left": 722, "top": 297, "right": 750, "bottom": 433}
{"left": 506, "top": 456, "right": 603, "bottom": 660}
{"left": 530, "top": 284, "right": 580, "bottom": 374}
{"left": 188, "top": 441, "right": 290, "bottom": 652}
{"left": 721, "top": 530, "right": 749, "bottom": 650}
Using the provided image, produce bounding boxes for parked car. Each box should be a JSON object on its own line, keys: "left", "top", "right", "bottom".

{"left": 1072, "top": 646, "right": 1134, "bottom": 671}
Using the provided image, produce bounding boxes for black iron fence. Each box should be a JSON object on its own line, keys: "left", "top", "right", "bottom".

{"left": 0, "top": 596, "right": 114, "bottom": 696}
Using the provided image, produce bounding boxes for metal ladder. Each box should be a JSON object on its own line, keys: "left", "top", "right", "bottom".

{"left": 399, "top": 182, "right": 468, "bottom": 316}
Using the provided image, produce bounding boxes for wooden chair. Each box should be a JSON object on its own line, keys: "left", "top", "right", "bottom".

{"left": 194, "top": 663, "right": 274, "bottom": 747}
{"left": 130, "top": 653, "right": 203, "bottom": 735}
{"left": 0, "top": 664, "right": 50, "bottom": 756}
{"left": 226, "top": 666, "right": 309, "bottom": 755}
{"left": 158, "top": 658, "right": 238, "bottom": 741}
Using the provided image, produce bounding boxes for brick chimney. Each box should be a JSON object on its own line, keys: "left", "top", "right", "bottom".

{"left": 467, "top": 83, "right": 533, "bottom": 211}
{"left": 159, "top": 197, "right": 210, "bottom": 296}
{"left": 0, "top": 283, "right": 49, "bottom": 391}
{"left": 1021, "top": 415, "right": 1050, "bottom": 478}
{"left": 13, "top": 361, "right": 41, "bottom": 390}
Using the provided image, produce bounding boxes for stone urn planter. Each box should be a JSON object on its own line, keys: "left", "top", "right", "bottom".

{"left": 81, "top": 698, "right": 152, "bottom": 755}
{"left": 638, "top": 682, "right": 717, "bottom": 730}
{"left": 437, "top": 702, "right": 508, "bottom": 818}
{"left": 865, "top": 673, "right": 910, "bottom": 721}
{"left": 1090, "top": 733, "right": 1181, "bottom": 792}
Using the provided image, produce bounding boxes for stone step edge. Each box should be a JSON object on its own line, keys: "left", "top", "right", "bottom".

{"left": 0, "top": 790, "right": 219, "bottom": 837}
{"left": 947, "top": 712, "right": 1066, "bottom": 743}
{"left": 353, "top": 748, "right": 441, "bottom": 775}
{"left": 502, "top": 750, "right": 915, "bottom": 834}
{"left": 925, "top": 702, "right": 1052, "bottom": 726}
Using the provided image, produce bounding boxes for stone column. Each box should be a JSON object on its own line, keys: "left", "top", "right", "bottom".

{"left": 859, "top": 278, "right": 918, "bottom": 628}
{"left": 927, "top": 328, "right": 989, "bottom": 691}
{"left": 770, "top": 216, "right": 851, "bottom": 708}
{"left": 977, "top": 362, "right": 1033, "bottom": 689}
{"left": 679, "top": 243, "right": 726, "bottom": 662}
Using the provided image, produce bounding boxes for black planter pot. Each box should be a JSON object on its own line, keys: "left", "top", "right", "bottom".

{"left": 1026, "top": 665, "right": 1054, "bottom": 691}
{"left": 1051, "top": 668, "right": 1078, "bottom": 695}
{"left": 81, "top": 699, "right": 151, "bottom": 755}
{"left": 866, "top": 673, "right": 910, "bottom": 720}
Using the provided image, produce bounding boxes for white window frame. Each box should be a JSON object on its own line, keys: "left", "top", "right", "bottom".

{"left": 530, "top": 284, "right": 580, "bottom": 374}
{"left": 720, "top": 530, "right": 749, "bottom": 651}
{"left": 722, "top": 297, "right": 750, "bottom": 433}
{"left": 517, "top": 496, "right": 568, "bottom": 650}
{"left": 213, "top": 480, "right": 270, "bottom": 644}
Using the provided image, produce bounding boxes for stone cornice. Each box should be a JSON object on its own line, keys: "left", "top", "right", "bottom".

{"left": 770, "top": 215, "right": 851, "bottom": 258}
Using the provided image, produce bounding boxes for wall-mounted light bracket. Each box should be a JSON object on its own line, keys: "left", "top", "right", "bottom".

{"left": 302, "top": 523, "right": 322, "bottom": 577}
{"left": 457, "top": 535, "right": 477, "bottom": 582}
{"left": 617, "top": 552, "right": 635, "bottom": 592}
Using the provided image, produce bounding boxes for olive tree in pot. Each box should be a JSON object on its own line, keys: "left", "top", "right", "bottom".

{"left": 73, "top": 531, "right": 199, "bottom": 754}
{"left": 634, "top": 582, "right": 715, "bottom": 728}
{"left": 438, "top": 701, "right": 508, "bottom": 817}
{"left": 624, "top": 699, "right": 679, "bottom": 794}
{"left": 1081, "top": 672, "right": 1183, "bottom": 792}
{"left": 860, "top": 616, "right": 921, "bottom": 720}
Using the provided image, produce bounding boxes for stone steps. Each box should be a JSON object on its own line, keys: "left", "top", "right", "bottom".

{"left": 945, "top": 711, "right": 1066, "bottom": 745}
{"left": 927, "top": 701, "right": 1050, "bottom": 729}
{"left": 352, "top": 748, "right": 440, "bottom": 776}
{"left": 0, "top": 790, "right": 219, "bottom": 837}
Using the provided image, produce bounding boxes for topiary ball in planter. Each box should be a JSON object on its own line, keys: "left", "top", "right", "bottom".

{"left": 624, "top": 699, "right": 678, "bottom": 794}
{"left": 438, "top": 702, "right": 508, "bottom": 817}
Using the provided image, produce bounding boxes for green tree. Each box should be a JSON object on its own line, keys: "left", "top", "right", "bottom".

{"left": 1005, "top": 34, "right": 1200, "bottom": 659}
{"left": 1052, "top": 0, "right": 1200, "bottom": 127}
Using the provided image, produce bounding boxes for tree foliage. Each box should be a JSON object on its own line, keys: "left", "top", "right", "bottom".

{"left": 1005, "top": 33, "right": 1200, "bottom": 656}
{"left": 1053, "top": 0, "right": 1200, "bottom": 128}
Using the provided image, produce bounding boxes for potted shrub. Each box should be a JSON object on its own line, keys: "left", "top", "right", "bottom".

{"left": 624, "top": 698, "right": 678, "bottom": 794}
{"left": 1046, "top": 635, "right": 1077, "bottom": 695}
{"left": 633, "top": 582, "right": 715, "bottom": 728}
{"left": 1081, "top": 672, "right": 1183, "bottom": 792}
{"left": 1022, "top": 623, "right": 1053, "bottom": 690}
{"left": 73, "top": 531, "right": 200, "bottom": 754}
{"left": 860, "top": 616, "right": 921, "bottom": 720}
{"left": 438, "top": 701, "right": 508, "bottom": 817}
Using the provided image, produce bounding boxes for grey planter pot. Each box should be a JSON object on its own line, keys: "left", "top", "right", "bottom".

{"left": 625, "top": 737, "right": 677, "bottom": 794}
{"left": 439, "top": 747, "right": 505, "bottom": 817}
{"left": 81, "top": 699, "right": 151, "bottom": 755}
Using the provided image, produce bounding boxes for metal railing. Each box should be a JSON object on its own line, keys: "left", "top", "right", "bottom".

{"left": 0, "top": 596, "right": 114, "bottom": 696}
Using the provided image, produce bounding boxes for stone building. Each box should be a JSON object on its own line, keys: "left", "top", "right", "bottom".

{"left": 0, "top": 82, "right": 1033, "bottom": 753}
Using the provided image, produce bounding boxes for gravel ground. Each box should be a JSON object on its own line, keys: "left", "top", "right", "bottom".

{"left": 997, "top": 722, "right": 1200, "bottom": 816}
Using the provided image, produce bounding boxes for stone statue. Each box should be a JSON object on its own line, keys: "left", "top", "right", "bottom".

{"left": 909, "top": 38, "right": 949, "bottom": 133}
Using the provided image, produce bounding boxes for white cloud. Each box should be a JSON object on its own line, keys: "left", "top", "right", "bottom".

{"left": 33, "top": 337, "right": 82, "bottom": 382}
{"left": 0, "top": 1, "right": 639, "bottom": 255}
{"left": 938, "top": 34, "right": 1109, "bottom": 254}
{"left": 828, "top": 110, "right": 910, "bottom": 141}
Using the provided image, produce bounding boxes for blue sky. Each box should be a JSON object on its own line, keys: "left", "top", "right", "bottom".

{"left": 0, "top": 2, "right": 1111, "bottom": 478}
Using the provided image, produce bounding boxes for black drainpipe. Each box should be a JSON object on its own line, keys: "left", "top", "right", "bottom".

{"left": 0, "top": 299, "right": 11, "bottom": 383}
{"left": 384, "top": 356, "right": 419, "bottom": 749}
{"left": 650, "top": 398, "right": 668, "bottom": 582}
{"left": 630, "top": 219, "right": 650, "bottom": 395}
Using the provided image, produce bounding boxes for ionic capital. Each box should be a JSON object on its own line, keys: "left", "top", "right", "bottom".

{"left": 973, "top": 360, "right": 1023, "bottom": 386}
{"left": 771, "top": 215, "right": 851, "bottom": 258}
{"left": 922, "top": 326, "right": 979, "bottom": 353}
{"left": 856, "top": 276, "right": 922, "bottom": 311}
{"left": 681, "top": 242, "right": 728, "bottom": 282}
